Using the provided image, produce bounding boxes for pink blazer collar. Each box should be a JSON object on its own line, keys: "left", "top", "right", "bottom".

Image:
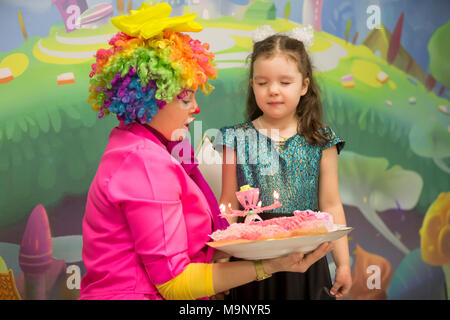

{"left": 119, "top": 121, "right": 167, "bottom": 150}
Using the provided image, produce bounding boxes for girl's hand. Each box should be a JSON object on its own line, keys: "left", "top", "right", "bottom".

{"left": 330, "top": 265, "right": 352, "bottom": 298}
{"left": 264, "top": 242, "right": 334, "bottom": 274}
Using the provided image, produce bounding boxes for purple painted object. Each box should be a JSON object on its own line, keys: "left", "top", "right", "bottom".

{"left": 79, "top": 3, "right": 114, "bottom": 27}
{"left": 303, "top": 0, "right": 324, "bottom": 32}
{"left": 19, "top": 204, "right": 53, "bottom": 275}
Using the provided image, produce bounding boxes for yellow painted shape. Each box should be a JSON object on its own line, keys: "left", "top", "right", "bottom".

{"left": 420, "top": 192, "right": 450, "bottom": 265}
{"left": 229, "top": 35, "right": 253, "bottom": 52}
{"left": 350, "top": 59, "right": 382, "bottom": 88}
{"left": 219, "top": 34, "right": 326, "bottom": 55}
{"left": 309, "top": 38, "right": 332, "bottom": 53}
{"left": 388, "top": 80, "right": 397, "bottom": 89}
{"left": 0, "top": 53, "right": 29, "bottom": 77}
{"left": 0, "top": 256, "right": 7, "bottom": 273}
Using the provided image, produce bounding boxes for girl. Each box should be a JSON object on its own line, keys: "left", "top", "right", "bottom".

{"left": 216, "top": 27, "right": 352, "bottom": 300}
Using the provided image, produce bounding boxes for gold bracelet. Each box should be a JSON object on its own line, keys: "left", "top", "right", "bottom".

{"left": 253, "top": 260, "right": 272, "bottom": 281}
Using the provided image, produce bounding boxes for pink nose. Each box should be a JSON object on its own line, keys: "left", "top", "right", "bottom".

{"left": 194, "top": 105, "right": 201, "bottom": 114}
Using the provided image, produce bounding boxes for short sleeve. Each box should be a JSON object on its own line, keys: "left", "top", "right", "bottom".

{"left": 212, "top": 126, "right": 237, "bottom": 153}
{"left": 107, "top": 149, "right": 190, "bottom": 285}
{"left": 321, "top": 126, "right": 345, "bottom": 154}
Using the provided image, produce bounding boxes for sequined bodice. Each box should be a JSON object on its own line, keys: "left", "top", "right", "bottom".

{"left": 215, "top": 121, "right": 344, "bottom": 214}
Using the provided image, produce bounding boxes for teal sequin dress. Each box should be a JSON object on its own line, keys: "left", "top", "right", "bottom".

{"left": 214, "top": 121, "right": 345, "bottom": 300}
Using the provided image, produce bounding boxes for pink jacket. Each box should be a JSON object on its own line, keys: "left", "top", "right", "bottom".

{"left": 79, "top": 123, "right": 214, "bottom": 300}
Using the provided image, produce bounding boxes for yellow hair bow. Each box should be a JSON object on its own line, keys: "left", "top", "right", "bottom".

{"left": 111, "top": 2, "right": 203, "bottom": 39}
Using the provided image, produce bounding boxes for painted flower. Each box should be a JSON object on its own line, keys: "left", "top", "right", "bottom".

{"left": 420, "top": 192, "right": 450, "bottom": 266}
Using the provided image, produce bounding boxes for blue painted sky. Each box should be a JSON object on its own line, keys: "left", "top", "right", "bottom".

{"left": 0, "top": 0, "right": 449, "bottom": 75}
{"left": 273, "top": 0, "right": 450, "bottom": 75}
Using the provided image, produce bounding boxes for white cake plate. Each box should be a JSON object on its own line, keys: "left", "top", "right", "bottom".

{"left": 207, "top": 226, "right": 353, "bottom": 260}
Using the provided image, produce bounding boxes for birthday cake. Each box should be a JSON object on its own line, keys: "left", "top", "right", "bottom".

{"left": 209, "top": 186, "right": 337, "bottom": 244}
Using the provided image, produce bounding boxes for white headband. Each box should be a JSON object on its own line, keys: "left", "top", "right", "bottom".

{"left": 251, "top": 25, "right": 314, "bottom": 51}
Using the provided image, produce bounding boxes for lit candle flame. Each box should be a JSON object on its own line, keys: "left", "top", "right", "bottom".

{"left": 257, "top": 201, "right": 262, "bottom": 207}
{"left": 228, "top": 203, "right": 232, "bottom": 210}
{"left": 273, "top": 190, "right": 279, "bottom": 200}
{"left": 219, "top": 203, "right": 226, "bottom": 213}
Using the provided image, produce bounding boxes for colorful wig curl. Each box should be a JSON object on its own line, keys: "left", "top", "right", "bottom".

{"left": 88, "top": 29, "right": 217, "bottom": 124}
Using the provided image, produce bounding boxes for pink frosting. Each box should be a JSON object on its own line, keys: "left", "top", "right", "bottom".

{"left": 293, "top": 210, "right": 333, "bottom": 223}
{"left": 210, "top": 210, "right": 335, "bottom": 242}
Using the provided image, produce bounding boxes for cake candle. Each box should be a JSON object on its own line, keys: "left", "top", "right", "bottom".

{"left": 219, "top": 186, "right": 282, "bottom": 223}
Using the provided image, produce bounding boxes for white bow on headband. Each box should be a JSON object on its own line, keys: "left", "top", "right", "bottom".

{"left": 251, "top": 25, "right": 314, "bottom": 51}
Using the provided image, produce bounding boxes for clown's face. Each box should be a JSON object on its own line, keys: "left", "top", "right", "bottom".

{"left": 148, "top": 89, "right": 200, "bottom": 141}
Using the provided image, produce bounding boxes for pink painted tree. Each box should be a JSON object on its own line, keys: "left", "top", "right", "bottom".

{"left": 302, "top": 0, "right": 323, "bottom": 32}
{"left": 387, "top": 12, "right": 404, "bottom": 64}
{"left": 18, "top": 204, "right": 53, "bottom": 299}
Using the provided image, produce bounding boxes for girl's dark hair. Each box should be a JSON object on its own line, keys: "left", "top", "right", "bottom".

{"left": 246, "top": 34, "right": 331, "bottom": 146}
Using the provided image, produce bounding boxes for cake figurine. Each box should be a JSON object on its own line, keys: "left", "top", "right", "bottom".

{"left": 219, "top": 185, "right": 282, "bottom": 224}
{"left": 211, "top": 185, "right": 338, "bottom": 244}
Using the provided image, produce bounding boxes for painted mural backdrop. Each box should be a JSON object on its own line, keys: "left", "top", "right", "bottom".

{"left": 0, "top": 0, "right": 449, "bottom": 300}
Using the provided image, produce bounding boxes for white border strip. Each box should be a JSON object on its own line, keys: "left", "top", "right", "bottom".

{"left": 38, "top": 40, "right": 96, "bottom": 59}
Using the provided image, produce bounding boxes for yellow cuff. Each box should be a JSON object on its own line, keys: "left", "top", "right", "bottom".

{"left": 156, "top": 263, "right": 215, "bottom": 300}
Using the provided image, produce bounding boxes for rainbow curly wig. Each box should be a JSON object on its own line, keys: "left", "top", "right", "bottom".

{"left": 88, "top": 3, "right": 217, "bottom": 124}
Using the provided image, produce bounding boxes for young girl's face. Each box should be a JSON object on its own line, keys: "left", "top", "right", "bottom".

{"left": 251, "top": 53, "right": 309, "bottom": 121}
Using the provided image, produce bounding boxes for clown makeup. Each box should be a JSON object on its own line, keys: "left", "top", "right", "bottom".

{"left": 178, "top": 89, "right": 196, "bottom": 110}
